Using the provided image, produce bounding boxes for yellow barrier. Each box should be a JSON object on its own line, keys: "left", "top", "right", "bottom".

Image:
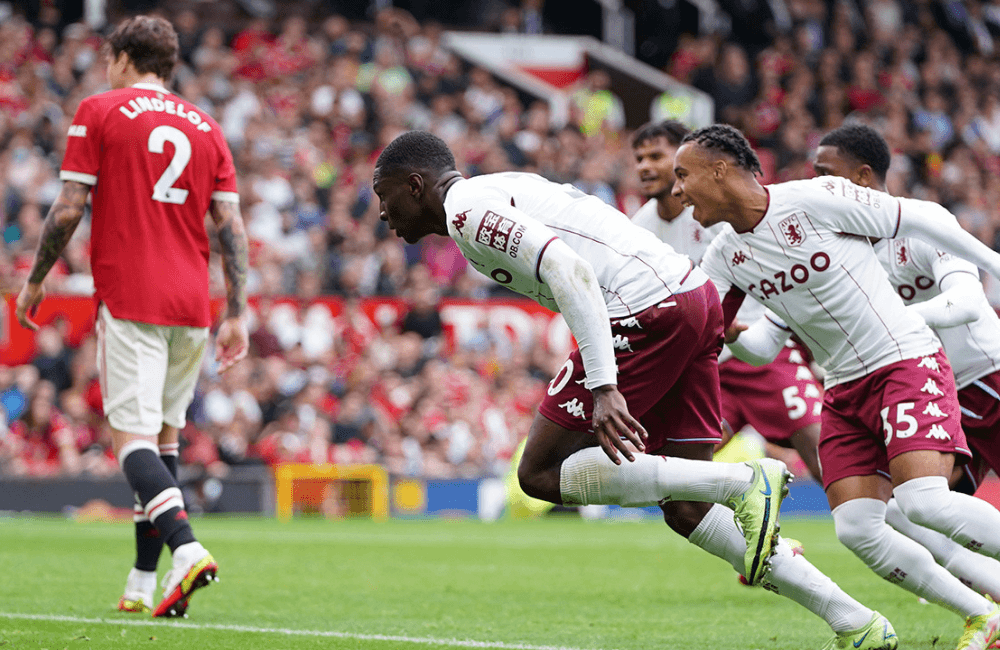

{"left": 274, "top": 463, "right": 389, "bottom": 522}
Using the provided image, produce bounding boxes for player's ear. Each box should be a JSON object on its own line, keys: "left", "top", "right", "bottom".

{"left": 857, "top": 165, "right": 874, "bottom": 189}
{"left": 408, "top": 172, "right": 425, "bottom": 198}
{"left": 712, "top": 158, "right": 728, "bottom": 180}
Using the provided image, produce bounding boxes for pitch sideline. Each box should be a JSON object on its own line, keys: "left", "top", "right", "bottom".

{"left": 0, "top": 611, "right": 612, "bottom": 650}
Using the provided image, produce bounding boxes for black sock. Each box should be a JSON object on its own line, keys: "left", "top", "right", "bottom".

{"left": 160, "top": 452, "right": 178, "bottom": 479}
{"left": 133, "top": 514, "right": 162, "bottom": 571}
{"left": 122, "top": 448, "right": 196, "bottom": 553}
{"left": 132, "top": 453, "right": 178, "bottom": 572}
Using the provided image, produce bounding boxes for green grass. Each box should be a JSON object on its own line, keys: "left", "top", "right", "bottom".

{"left": 0, "top": 514, "right": 968, "bottom": 649}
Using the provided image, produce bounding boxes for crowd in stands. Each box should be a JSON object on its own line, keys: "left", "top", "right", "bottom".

{"left": 4, "top": 0, "right": 1000, "bottom": 478}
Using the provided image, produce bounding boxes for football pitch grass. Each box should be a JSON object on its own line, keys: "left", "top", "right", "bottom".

{"left": 0, "top": 514, "right": 969, "bottom": 650}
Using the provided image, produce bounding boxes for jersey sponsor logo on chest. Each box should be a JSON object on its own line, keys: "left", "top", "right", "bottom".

{"left": 67, "top": 124, "right": 87, "bottom": 137}
{"left": 476, "top": 210, "right": 524, "bottom": 258}
{"left": 745, "top": 251, "right": 831, "bottom": 300}
{"left": 778, "top": 213, "right": 807, "bottom": 247}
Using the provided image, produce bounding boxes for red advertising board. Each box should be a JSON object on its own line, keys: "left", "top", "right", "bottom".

{"left": 0, "top": 295, "right": 571, "bottom": 365}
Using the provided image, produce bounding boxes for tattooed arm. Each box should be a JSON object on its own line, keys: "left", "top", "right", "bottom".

{"left": 15, "top": 181, "right": 90, "bottom": 330}
{"left": 209, "top": 198, "right": 250, "bottom": 372}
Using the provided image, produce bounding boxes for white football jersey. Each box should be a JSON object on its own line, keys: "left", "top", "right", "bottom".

{"left": 444, "top": 173, "right": 707, "bottom": 318}
{"left": 701, "top": 176, "right": 939, "bottom": 387}
{"left": 632, "top": 198, "right": 765, "bottom": 324}
{"left": 874, "top": 203, "right": 1000, "bottom": 388}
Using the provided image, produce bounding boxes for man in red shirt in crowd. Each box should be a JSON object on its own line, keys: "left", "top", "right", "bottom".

{"left": 15, "top": 15, "right": 249, "bottom": 618}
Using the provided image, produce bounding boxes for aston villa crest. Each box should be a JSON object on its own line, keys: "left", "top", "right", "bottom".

{"left": 778, "top": 214, "right": 806, "bottom": 247}
{"left": 894, "top": 239, "right": 909, "bottom": 266}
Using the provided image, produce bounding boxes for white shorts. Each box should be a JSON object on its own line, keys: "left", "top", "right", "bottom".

{"left": 96, "top": 304, "right": 208, "bottom": 435}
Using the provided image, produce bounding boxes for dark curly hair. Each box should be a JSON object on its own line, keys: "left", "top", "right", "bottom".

{"left": 819, "top": 124, "right": 891, "bottom": 183}
{"left": 375, "top": 131, "right": 457, "bottom": 176}
{"left": 106, "top": 16, "right": 178, "bottom": 82}
{"left": 631, "top": 120, "right": 690, "bottom": 149}
{"left": 682, "top": 124, "right": 762, "bottom": 176}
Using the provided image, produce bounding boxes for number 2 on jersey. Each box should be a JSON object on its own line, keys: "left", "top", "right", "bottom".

{"left": 148, "top": 125, "right": 190, "bottom": 205}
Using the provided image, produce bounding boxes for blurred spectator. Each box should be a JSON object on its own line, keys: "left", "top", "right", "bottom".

{"left": 32, "top": 326, "right": 73, "bottom": 394}
{"left": 400, "top": 284, "right": 444, "bottom": 340}
{"left": 2, "top": 381, "right": 85, "bottom": 476}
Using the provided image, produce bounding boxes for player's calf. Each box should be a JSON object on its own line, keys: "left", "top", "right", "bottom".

{"left": 119, "top": 440, "right": 196, "bottom": 553}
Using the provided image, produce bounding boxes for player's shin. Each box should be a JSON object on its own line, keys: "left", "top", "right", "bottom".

{"left": 689, "top": 504, "right": 873, "bottom": 632}
{"left": 886, "top": 498, "right": 1000, "bottom": 601}
{"left": 833, "top": 498, "right": 993, "bottom": 617}
{"left": 895, "top": 476, "right": 1000, "bottom": 560}
{"left": 119, "top": 440, "right": 196, "bottom": 552}
{"left": 558, "top": 447, "right": 753, "bottom": 507}
{"left": 132, "top": 444, "right": 180, "bottom": 571}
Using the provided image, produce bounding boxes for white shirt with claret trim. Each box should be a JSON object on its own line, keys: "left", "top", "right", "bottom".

{"left": 701, "top": 176, "right": 939, "bottom": 387}
{"left": 444, "top": 172, "right": 707, "bottom": 319}
{"left": 875, "top": 200, "right": 1000, "bottom": 389}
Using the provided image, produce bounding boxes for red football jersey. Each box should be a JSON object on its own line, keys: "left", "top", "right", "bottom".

{"left": 60, "top": 83, "right": 238, "bottom": 327}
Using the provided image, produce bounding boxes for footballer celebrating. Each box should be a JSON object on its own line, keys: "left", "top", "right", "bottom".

{"left": 679, "top": 124, "right": 1000, "bottom": 650}
{"left": 631, "top": 120, "right": 823, "bottom": 483}
{"left": 15, "top": 16, "right": 249, "bottom": 617}
{"left": 811, "top": 123, "right": 1000, "bottom": 604}
{"left": 374, "top": 130, "right": 896, "bottom": 650}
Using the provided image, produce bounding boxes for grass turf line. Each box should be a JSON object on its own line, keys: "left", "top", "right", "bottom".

{"left": 0, "top": 516, "right": 965, "bottom": 649}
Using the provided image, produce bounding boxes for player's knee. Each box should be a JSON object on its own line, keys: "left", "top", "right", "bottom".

{"left": 833, "top": 499, "right": 888, "bottom": 562}
{"left": 834, "top": 517, "right": 874, "bottom": 555}
{"left": 516, "top": 461, "right": 547, "bottom": 501}
{"left": 894, "top": 476, "right": 950, "bottom": 529}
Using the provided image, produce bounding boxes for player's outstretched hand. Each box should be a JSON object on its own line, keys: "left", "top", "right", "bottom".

{"left": 15, "top": 282, "right": 45, "bottom": 331}
{"left": 215, "top": 316, "right": 248, "bottom": 374}
{"left": 591, "top": 385, "right": 648, "bottom": 464}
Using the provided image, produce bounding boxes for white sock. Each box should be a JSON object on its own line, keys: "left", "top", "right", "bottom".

{"left": 559, "top": 448, "right": 753, "bottom": 507}
{"left": 172, "top": 541, "right": 207, "bottom": 565}
{"left": 886, "top": 497, "right": 1000, "bottom": 600}
{"left": 833, "top": 498, "right": 992, "bottom": 617}
{"left": 689, "top": 504, "right": 872, "bottom": 632}
{"left": 895, "top": 476, "right": 1000, "bottom": 559}
{"left": 125, "top": 567, "right": 157, "bottom": 598}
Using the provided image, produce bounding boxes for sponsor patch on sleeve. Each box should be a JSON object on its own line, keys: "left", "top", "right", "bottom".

{"left": 475, "top": 210, "right": 518, "bottom": 253}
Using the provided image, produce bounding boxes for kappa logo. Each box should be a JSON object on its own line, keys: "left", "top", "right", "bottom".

{"left": 559, "top": 398, "right": 587, "bottom": 419}
{"left": 918, "top": 356, "right": 941, "bottom": 372}
{"left": 732, "top": 250, "right": 749, "bottom": 266}
{"left": 926, "top": 424, "right": 951, "bottom": 440}
{"left": 692, "top": 228, "right": 702, "bottom": 243}
{"left": 923, "top": 402, "right": 948, "bottom": 418}
{"left": 921, "top": 379, "right": 944, "bottom": 396}
{"left": 778, "top": 214, "right": 806, "bottom": 247}
{"left": 894, "top": 240, "right": 909, "bottom": 266}
{"left": 612, "top": 334, "right": 633, "bottom": 352}
{"left": 67, "top": 124, "right": 87, "bottom": 137}
{"left": 452, "top": 210, "right": 470, "bottom": 235}
{"left": 613, "top": 316, "right": 642, "bottom": 329}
